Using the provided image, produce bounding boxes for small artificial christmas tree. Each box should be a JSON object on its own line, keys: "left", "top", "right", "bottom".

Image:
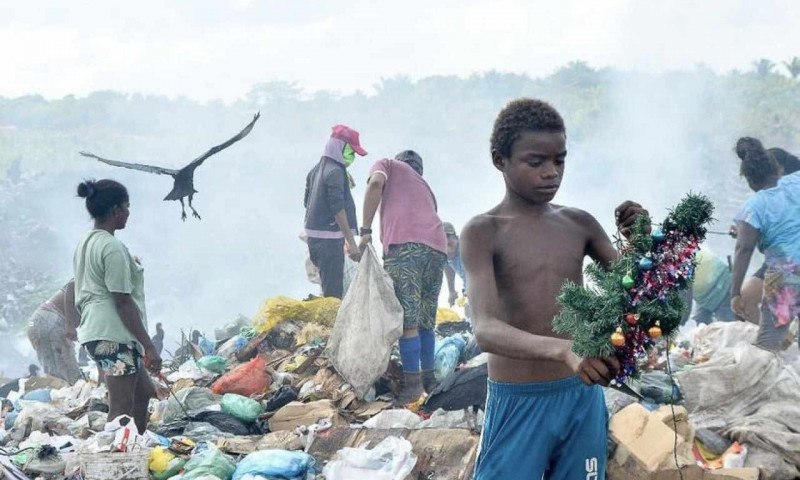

{"left": 553, "top": 194, "right": 714, "bottom": 381}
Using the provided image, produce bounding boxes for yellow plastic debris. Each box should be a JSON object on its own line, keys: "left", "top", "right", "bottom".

{"left": 149, "top": 446, "right": 175, "bottom": 473}
{"left": 283, "top": 354, "right": 309, "bottom": 372}
{"left": 435, "top": 307, "right": 461, "bottom": 325}
{"left": 253, "top": 296, "right": 342, "bottom": 334}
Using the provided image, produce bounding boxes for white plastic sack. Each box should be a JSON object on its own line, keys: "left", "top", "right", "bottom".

{"left": 676, "top": 343, "right": 800, "bottom": 469}
{"left": 322, "top": 436, "right": 417, "bottom": 480}
{"left": 13, "top": 402, "right": 72, "bottom": 434}
{"left": 325, "top": 245, "right": 404, "bottom": 399}
{"left": 692, "top": 321, "right": 758, "bottom": 361}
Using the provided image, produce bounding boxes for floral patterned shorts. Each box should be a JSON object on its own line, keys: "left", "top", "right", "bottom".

{"left": 83, "top": 341, "right": 143, "bottom": 376}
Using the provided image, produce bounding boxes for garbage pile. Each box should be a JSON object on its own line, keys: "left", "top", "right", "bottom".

{"left": 0, "top": 294, "right": 483, "bottom": 480}
{"left": 1, "top": 282, "right": 797, "bottom": 480}
{"left": 605, "top": 320, "right": 800, "bottom": 480}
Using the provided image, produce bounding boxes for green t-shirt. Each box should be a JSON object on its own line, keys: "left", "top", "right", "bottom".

{"left": 73, "top": 230, "right": 147, "bottom": 347}
{"left": 692, "top": 250, "right": 732, "bottom": 311}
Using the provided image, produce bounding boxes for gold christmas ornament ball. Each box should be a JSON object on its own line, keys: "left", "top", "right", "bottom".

{"left": 611, "top": 329, "right": 626, "bottom": 347}
{"left": 649, "top": 322, "right": 662, "bottom": 338}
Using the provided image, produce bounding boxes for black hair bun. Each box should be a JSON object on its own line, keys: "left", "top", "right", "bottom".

{"left": 77, "top": 180, "right": 96, "bottom": 198}
{"left": 735, "top": 137, "right": 765, "bottom": 163}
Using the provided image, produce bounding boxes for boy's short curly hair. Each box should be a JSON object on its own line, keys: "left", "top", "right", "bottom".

{"left": 490, "top": 98, "right": 565, "bottom": 159}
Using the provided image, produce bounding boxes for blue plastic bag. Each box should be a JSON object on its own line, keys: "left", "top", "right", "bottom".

{"left": 199, "top": 337, "right": 216, "bottom": 356}
{"left": 434, "top": 335, "right": 466, "bottom": 381}
{"left": 4, "top": 411, "right": 18, "bottom": 430}
{"left": 22, "top": 389, "right": 51, "bottom": 403}
{"left": 232, "top": 450, "right": 315, "bottom": 480}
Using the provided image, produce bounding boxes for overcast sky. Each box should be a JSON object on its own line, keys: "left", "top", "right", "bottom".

{"left": 3, "top": 0, "right": 799, "bottom": 102}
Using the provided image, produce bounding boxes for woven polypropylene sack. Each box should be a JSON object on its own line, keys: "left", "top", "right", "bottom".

{"left": 325, "top": 245, "right": 404, "bottom": 398}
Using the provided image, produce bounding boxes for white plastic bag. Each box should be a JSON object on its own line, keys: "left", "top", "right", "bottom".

{"left": 322, "top": 436, "right": 417, "bottom": 480}
{"left": 362, "top": 409, "right": 421, "bottom": 429}
{"left": 325, "top": 245, "right": 404, "bottom": 398}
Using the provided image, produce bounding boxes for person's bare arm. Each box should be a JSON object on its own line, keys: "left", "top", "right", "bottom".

{"left": 359, "top": 173, "right": 386, "bottom": 248}
{"left": 444, "top": 265, "right": 457, "bottom": 306}
{"left": 334, "top": 210, "right": 360, "bottom": 261}
{"left": 63, "top": 281, "right": 80, "bottom": 340}
{"left": 462, "top": 217, "right": 572, "bottom": 363}
{"left": 581, "top": 210, "right": 618, "bottom": 270}
{"left": 731, "top": 222, "right": 759, "bottom": 297}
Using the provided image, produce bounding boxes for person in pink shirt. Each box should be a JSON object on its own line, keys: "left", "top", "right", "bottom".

{"left": 360, "top": 150, "right": 447, "bottom": 403}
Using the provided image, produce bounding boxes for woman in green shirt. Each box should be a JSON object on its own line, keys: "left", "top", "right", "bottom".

{"left": 74, "top": 179, "right": 161, "bottom": 432}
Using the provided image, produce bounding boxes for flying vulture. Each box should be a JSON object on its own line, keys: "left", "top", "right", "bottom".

{"left": 80, "top": 112, "right": 260, "bottom": 220}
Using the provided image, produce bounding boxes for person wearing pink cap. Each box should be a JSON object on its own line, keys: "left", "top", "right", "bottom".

{"left": 303, "top": 125, "right": 367, "bottom": 298}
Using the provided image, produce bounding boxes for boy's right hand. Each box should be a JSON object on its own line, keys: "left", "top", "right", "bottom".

{"left": 566, "top": 351, "right": 620, "bottom": 386}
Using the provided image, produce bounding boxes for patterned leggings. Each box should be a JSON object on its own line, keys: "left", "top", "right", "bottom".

{"left": 384, "top": 243, "right": 447, "bottom": 330}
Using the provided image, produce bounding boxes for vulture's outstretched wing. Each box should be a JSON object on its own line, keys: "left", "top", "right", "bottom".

{"left": 80, "top": 151, "right": 179, "bottom": 176}
{"left": 184, "top": 112, "right": 260, "bottom": 171}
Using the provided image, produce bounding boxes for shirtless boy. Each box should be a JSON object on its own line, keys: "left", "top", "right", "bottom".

{"left": 462, "top": 98, "right": 647, "bottom": 479}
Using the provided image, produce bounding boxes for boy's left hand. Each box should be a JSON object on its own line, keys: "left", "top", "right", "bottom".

{"left": 615, "top": 201, "right": 649, "bottom": 238}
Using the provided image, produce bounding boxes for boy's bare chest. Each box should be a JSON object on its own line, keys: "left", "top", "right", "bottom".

{"left": 494, "top": 226, "right": 587, "bottom": 282}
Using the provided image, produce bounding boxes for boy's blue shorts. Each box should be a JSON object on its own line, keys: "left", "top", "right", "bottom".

{"left": 474, "top": 375, "right": 608, "bottom": 480}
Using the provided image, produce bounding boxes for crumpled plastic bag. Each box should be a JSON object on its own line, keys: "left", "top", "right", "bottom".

{"left": 434, "top": 335, "right": 466, "bottom": 381}
{"left": 196, "top": 356, "right": 227, "bottom": 374}
{"left": 435, "top": 307, "right": 460, "bottom": 325}
{"left": 221, "top": 394, "right": 263, "bottom": 423}
{"left": 637, "top": 370, "right": 682, "bottom": 404}
{"left": 199, "top": 338, "right": 216, "bottom": 356}
{"left": 216, "top": 335, "right": 247, "bottom": 361}
{"left": 264, "top": 386, "right": 298, "bottom": 412}
{"left": 232, "top": 450, "right": 315, "bottom": 480}
{"left": 322, "top": 436, "right": 417, "bottom": 480}
{"left": 150, "top": 446, "right": 187, "bottom": 480}
{"left": 179, "top": 444, "right": 237, "bottom": 480}
{"left": 167, "top": 360, "right": 215, "bottom": 382}
{"left": 211, "top": 355, "right": 269, "bottom": 396}
{"left": 362, "top": 409, "right": 421, "bottom": 429}
{"left": 105, "top": 414, "right": 145, "bottom": 452}
{"left": 22, "top": 388, "right": 52, "bottom": 402}
{"left": 253, "top": 296, "right": 341, "bottom": 334}
{"left": 13, "top": 402, "right": 72, "bottom": 436}
{"left": 162, "top": 387, "right": 219, "bottom": 424}
{"left": 325, "top": 246, "right": 404, "bottom": 398}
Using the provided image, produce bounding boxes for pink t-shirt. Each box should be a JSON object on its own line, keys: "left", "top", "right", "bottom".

{"left": 369, "top": 159, "right": 447, "bottom": 255}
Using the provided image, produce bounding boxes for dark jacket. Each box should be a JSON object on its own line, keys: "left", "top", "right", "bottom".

{"left": 304, "top": 156, "right": 358, "bottom": 238}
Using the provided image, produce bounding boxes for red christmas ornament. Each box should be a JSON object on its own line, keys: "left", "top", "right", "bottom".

{"left": 625, "top": 313, "right": 639, "bottom": 326}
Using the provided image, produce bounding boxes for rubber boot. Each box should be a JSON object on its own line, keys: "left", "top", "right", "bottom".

{"left": 421, "top": 370, "right": 438, "bottom": 394}
{"left": 394, "top": 371, "right": 423, "bottom": 405}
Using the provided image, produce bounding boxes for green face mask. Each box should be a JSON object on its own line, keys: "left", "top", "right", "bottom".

{"left": 342, "top": 143, "right": 356, "bottom": 167}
